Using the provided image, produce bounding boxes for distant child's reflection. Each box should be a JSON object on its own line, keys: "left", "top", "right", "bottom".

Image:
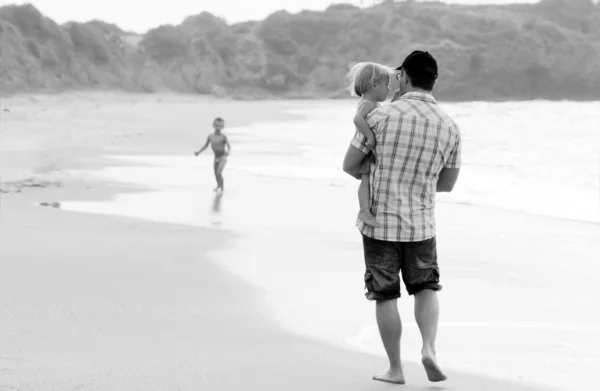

{"left": 211, "top": 191, "right": 223, "bottom": 214}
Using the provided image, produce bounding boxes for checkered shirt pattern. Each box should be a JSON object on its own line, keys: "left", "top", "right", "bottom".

{"left": 351, "top": 92, "right": 462, "bottom": 242}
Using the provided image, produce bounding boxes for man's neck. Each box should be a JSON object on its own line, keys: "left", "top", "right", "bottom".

{"left": 405, "top": 86, "right": 431, "bottom": 95}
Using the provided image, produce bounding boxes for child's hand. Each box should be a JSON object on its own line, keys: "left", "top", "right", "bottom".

{"left": 366, "top": 136, "right": 376, "bottom": 150}
{"left": 194, "top": 151, "right": 199, "bottom": 156}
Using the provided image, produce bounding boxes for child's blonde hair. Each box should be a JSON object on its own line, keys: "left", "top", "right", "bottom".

{"left": 346, "top": 62, "right": 393, "bottom": 97}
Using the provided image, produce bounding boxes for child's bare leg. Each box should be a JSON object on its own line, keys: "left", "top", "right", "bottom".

{"left": 358, "top": 174, "right": 380, "bottom": 227}
{"left": 216, "top": 159, "right": 226, "bottom": 191}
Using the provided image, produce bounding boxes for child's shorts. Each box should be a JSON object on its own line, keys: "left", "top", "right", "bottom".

{"left": 358, "top": 152, "right": 375, "bottom": 175}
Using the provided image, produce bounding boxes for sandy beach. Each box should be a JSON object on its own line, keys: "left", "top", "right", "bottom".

{"left": 0, "top": 92, "right": 597, "bottom": 390}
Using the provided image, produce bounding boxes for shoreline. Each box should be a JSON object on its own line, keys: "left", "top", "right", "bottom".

{"left": 54, "top": 150, "right": 600, "bottom": 229}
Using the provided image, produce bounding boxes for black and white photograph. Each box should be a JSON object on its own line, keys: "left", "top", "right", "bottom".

{"left": 0, "top": 0, "right": 598, "bottom": 390}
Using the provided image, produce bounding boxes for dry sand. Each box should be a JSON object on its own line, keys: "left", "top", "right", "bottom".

{"left": 0, "top": 92, "right": 584, "bottom": 390}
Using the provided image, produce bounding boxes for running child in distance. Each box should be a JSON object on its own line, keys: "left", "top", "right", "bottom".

{"left": 194, "top": 117, "right": 231, "bottom": 192}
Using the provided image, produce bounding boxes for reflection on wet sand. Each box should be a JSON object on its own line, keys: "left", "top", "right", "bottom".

{"left": 212, "top": 191, "right": 223, "bottom": 213}
{"left": 211, "top": 191, "right": 223, "bottom": 226}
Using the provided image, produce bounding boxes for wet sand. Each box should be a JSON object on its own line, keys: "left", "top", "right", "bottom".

{"left": 0, "top": 183, "right": 563, "bottom": 391}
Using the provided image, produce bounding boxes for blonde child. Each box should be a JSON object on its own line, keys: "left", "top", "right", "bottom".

{"left": 347, "top": 62, "right": 392, "bottom": 227}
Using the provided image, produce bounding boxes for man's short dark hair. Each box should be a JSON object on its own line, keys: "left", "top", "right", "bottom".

{"left": 396, "top": 51, "right": 438, "bottom": 91}
{"left": 214, "top": 117, "right": 224, "bottom": 123}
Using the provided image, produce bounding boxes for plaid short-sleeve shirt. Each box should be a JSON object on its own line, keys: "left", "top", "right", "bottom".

{"left": 351, "top": 92, "right": 462, "bottom": 242}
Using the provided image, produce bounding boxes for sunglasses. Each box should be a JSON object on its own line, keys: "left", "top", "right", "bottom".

{"left": 395, "top": 68, "right": 409, "bottom": 80}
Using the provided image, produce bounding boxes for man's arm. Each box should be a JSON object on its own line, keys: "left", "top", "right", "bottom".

{"left": 194, "top": 136, "right": 211, "bottom": 156}
{"left": 437, "top": 167, "right": 460, "bottom": 192}
{"left": 437, "top": 129, "right": 462, "bottom": 192}
{"left": 343, "top": 144, "right": 368, "bottom": 179}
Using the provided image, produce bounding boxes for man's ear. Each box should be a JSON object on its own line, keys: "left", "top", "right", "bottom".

{"left": 398, "top": 71, "right": 405, "bottom": 85}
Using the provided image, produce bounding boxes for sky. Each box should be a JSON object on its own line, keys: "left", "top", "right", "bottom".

{"left": 0, "top": 0, "right": 541, "bottom": 33}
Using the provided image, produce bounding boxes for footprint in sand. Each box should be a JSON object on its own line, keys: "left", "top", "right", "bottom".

{"left": 39, "top": 202, "right": 61, "bottom": 209}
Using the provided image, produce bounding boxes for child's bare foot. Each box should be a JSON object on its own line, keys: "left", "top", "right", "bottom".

{"left": 373, "top": 368, "right": 405, "bottom": 384}
{"left": 422, "top": 354, "right": 447, "bottom": 382}
{"left": 358, "top": 210, "right": 380, "bottom": 227}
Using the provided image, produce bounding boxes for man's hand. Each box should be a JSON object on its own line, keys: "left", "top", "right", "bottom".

{"left": 366, "top": 136, "right": 376, "bottom": 150}
{"left": 391, "top": 89, "right": 402, "bottom": 102}
{"left": 194, "top": 151, "right": 200, "bottom": 156}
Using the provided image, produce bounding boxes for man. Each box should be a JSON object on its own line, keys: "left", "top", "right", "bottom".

{"left": 343, "top": 51, "right": 461, "bottom": 384}
{"left": 194, "top": 117, "right": 231, "bottom": 192}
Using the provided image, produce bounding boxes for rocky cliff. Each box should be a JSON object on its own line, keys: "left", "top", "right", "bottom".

{"left": 1, "top": 0, "right": 599, "bottom": 101}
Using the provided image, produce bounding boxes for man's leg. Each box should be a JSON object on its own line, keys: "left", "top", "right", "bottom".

{"left": 361, "top": 235, "right": 404, "bottom": 384}
{"left": 402, "top": 237, "right": 446, "bottom": 382}
{"left": 415, "top": 289, "right": 446, "bottom": 382}
{"left": 374, "top": 299, "right": 405, "bottom": 384}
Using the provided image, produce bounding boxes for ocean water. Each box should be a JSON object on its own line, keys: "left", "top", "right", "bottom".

{"left": 227, "top": 99, "right": 600, "bottom": 225}
{"left": 62, "top": 99, "right": 600, "bottom": 225}
{"left": 58, "top": 99, "right": 600, "bottom": 390}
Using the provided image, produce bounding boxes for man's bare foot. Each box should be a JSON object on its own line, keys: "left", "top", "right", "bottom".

{"left": 373, "top": 368, "right": 405, "bottom": 384}
{"left": 358, "top": 210, "right": 381, "bottom": 227}
{"left": 422, "top": 355, "right": 447, "bottom": 382}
